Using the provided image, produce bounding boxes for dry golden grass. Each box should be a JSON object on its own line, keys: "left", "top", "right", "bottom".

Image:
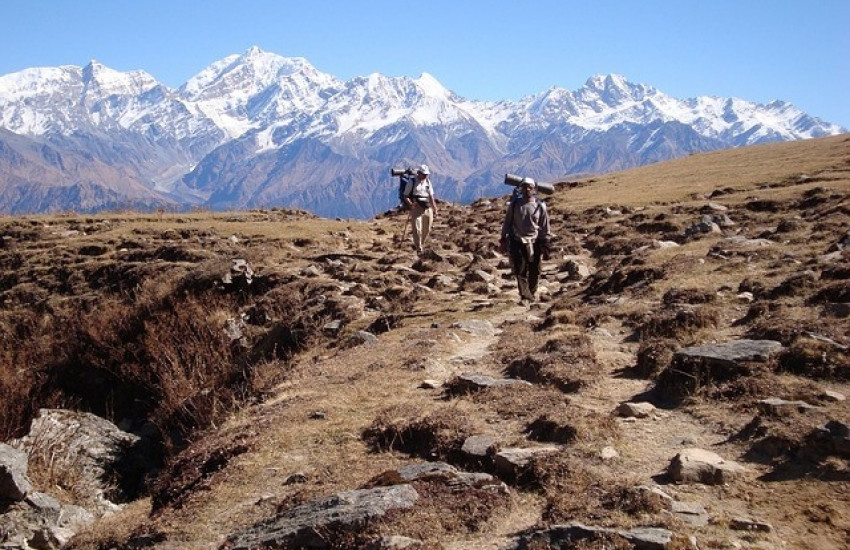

{"left": 557, "top": 134, "right": 850, "bottom": 208}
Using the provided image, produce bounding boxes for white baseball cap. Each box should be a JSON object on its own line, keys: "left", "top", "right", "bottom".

{"left": 417, "top": 164, "right": 430, "bottom": 175}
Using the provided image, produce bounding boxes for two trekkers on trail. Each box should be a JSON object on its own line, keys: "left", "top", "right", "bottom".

{"left": 402, "top": 164, "right": 439, "bottom": 254}
{"left": 500, "top": 177, "right": 552, "bottom": 304}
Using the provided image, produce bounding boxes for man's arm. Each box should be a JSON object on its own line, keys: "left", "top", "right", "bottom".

{"left": 428, "top": 181, "right": 438, "bottom": 214}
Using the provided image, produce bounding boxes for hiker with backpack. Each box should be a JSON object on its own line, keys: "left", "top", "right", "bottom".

{"left": 499, "top": 177, "right": 551, "bottom": 304}
{"left": 402, "top": 164, "right": 439, "bottom": 254}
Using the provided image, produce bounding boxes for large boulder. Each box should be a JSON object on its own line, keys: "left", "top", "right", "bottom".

{"left": 667, "top": 448, "right": 746, "bottom": 485}
{"left": 12, "top": 409, "right": 142, "bottom": 510}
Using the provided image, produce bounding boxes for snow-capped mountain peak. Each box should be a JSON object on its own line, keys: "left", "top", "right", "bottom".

{"left": 414, "top": 72, "right": 451, "bottom": 100}
{"left": 81, "top": 59, "right": 159, "bottom": 98}
{"left": 0, "top": 48, "right": 845, "bottom": 218}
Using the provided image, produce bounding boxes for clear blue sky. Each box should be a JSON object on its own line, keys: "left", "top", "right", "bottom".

{"left": 2, "top": 0, "right": 848, "bottom": 128}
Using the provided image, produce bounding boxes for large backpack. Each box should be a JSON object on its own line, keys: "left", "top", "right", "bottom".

{"left": 506, "top": 187, "right": 546, "bottom": 239}
{"left": 395, "top": 169, "right": 416, "bottom": 210}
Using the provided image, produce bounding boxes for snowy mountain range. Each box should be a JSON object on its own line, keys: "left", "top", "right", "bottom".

{"left": 0, "top": 46, "right": 845, "bottom": 217}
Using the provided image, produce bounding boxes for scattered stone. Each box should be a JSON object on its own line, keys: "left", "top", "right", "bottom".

{"left": 820, "top": 389, "right": 846, "bottom": 402}
{"left": 323, "top": 319, "right": 343, "bottom": 335}
{"left": 419, "top": 379, "right": 442, "bottom": 389}
{"left": 704, "top": 202, "right": 729, "bottom": 213}
{"left": 757, "top": 397, "right": 822, "bottom": 415}
{"left": 655, "top": 339, "right": 784, "bottom": 403}
{"left": 723, "top": 235, "right": 773, "bottom": 247}
{"left": 736, "top": 291, "right": 754, "bottom": 302}
{"left": 669, "top": 500, "right": 709, "bottom": 527}
{"left": 560, "top": 258, "right": 592, "bottom": 281}
{"left": 300, "top": 265, "right": 323, "bottom": 277}
{"left": 684, "top": 219, "right": 721, "bottom": 237}
{"left": 617, "top": 402, "right": 656, "bottom": 418}
{"left": 730, "top": 517, "right": 773, "bottom": 532}
{"left": 599, "top": 446, "right": 619, "bottom": 460}
{"left": 447, "top": 373, "right": 532, "bottom": 394}
{"left": 396, "top": 461, "right": 504, "bottom": 491}
{"left": 284, "top": 472, "right": 308, "bottom": 485}
{"left": 667, "top": 448, "right": 746, "bottom": 485}
{"left": 461, "top": 435, "right": 499, "bottom": 460}
{"left": 352, "top": 330, "right": 378, "bottom": 345}
{"left": 224, "top": 258, "right": 253, "bottom": 284}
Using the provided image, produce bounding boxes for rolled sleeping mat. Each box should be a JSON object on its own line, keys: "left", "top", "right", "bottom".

{"left": 504, "top": 173, "right": 554, "bottom": 194}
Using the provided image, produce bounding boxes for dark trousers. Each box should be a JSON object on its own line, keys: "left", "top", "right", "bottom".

{"left": 509, "top": 238, "right": 541, "bottom": 301}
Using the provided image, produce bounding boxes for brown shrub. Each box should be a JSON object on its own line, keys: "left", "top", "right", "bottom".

{"left": 584, "top": 265, "right": 665, "bottom": 296}
{"left": 497, "top": 323, "right": 600, "bottom": 394}
{"left": 506, "top": 351, "right": 600, "bottom": 394}
{"left": 493, "top": 320, "right": 548, "bottom": 363}
{"left": 362, "top": 405, "right": 473, "bottom": 460}
{"left": 777, "top": 336, "right": 850, "bottom": 380}
{"left": 150, "top": 432, "right": 252, "bottom": 512}
{"left": 632, "top": 306, "right": 720, "bottom": 342}
{"left": 633, "top": 339, "right": 678, "bottom": 379}
{"left": 653, "top": 352, "right": 769, "bottom": 406}
{"left": 390, "top": 480, "right": 512, "bottom": 538}
{"left": 526, "top": 408, "right": 619, "bottom": 446}
{"left": 662, "top": 288, "right": 716, "bottom": 305}
{"left": 530, "top": 452, "right": 632, "bottom": 523}
{"left": 470, "top": 385, "right": 569, "bottom": 421}
{"left": 767, "top": 271, "right": 818, "bottom": 298}
{"left": 810, "top": 280, "right": 850, "bottom": 304}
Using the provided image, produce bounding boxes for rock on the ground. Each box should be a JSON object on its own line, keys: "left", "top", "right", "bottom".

{"left": 667, "top": 448, "right": 746, "bottom": 485}
{"left": 224, "top": 485, "right": 419, "bottom": 550}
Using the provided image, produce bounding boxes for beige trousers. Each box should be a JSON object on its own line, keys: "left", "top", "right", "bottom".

{"left": 410, "top": 202, "right": 433, "bottom": 252}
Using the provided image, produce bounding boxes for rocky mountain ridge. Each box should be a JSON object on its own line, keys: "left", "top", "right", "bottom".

{"left": 0, "top": 47, "right": 846, "bottom": 217}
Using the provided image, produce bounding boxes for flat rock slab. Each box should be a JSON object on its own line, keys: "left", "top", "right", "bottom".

{"left": 504, "top": 522, "right": 673, "bottom": 550}
{"left": 675, "top": 339, "right": 783, "bottom": 364}
{"left": 224, "top": 484, "right": 419, "bottom": 550}
{"left": 449, "top": 373, "right": 532, "bottom": 394}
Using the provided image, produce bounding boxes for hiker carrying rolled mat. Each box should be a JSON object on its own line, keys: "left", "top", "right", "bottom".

{"left": 401, "top": 164, "right": 439, "bottom": 255}
{"left": 499, "top": 177, "right": 552, "bottom": 304}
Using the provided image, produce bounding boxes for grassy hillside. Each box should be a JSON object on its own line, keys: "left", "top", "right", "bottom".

{"left": 1, "top": 134, "right": 848, "bottom": 549}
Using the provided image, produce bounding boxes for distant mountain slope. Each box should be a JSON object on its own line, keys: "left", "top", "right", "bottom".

{"left": 0, "top": 47, "right": 845, "bottom": 217}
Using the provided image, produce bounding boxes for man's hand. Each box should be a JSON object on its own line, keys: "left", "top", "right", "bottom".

{"left": 540, "top": 238, "right": 551, "bottom": 260}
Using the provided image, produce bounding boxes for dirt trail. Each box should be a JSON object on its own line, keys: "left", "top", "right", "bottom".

{"left": 433, "top": 287, "right": 770, "bottom": 549}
